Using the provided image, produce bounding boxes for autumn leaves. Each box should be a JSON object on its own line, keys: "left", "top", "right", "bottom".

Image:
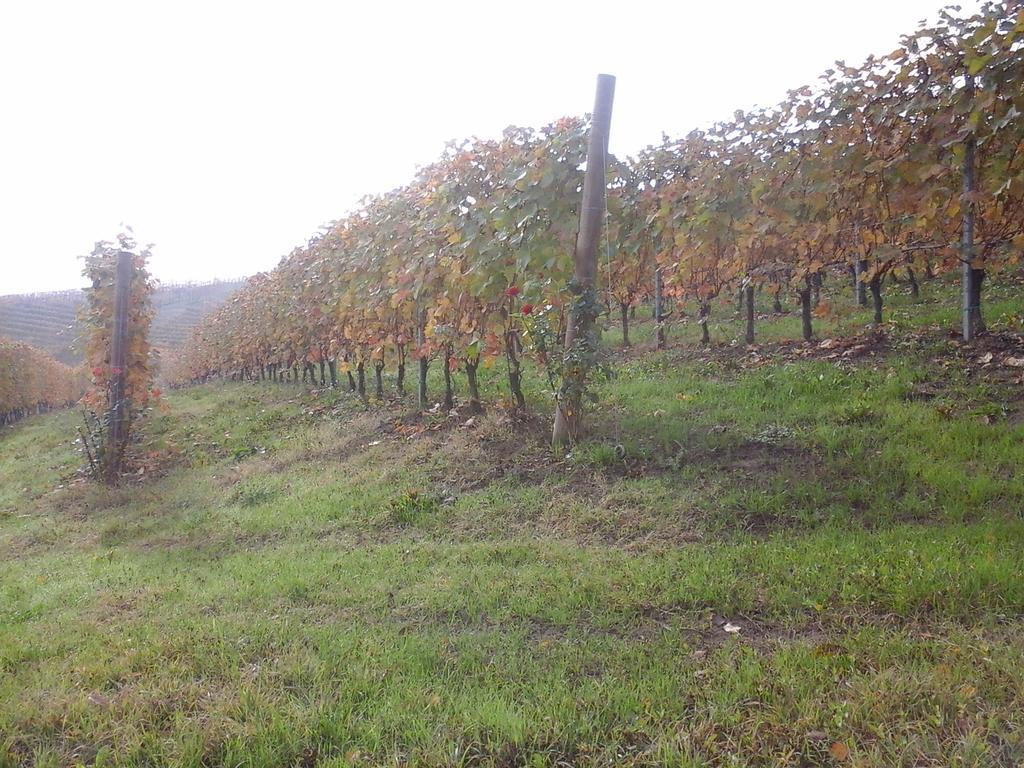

{"left": 173, "top": 3, "right": 1023, "bottom": 420}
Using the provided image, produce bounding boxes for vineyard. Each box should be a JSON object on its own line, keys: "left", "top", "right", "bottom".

{"left": 0, "top": 338, "right": 82, "bottom": 426}
{"left": 174, "top": 2, "right": 1023, "bottom": 423}
{"left": 0, "top": 279, "right": 243, "bottom": 365}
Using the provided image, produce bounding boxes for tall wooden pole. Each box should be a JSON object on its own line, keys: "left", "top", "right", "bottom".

{"left": 744, "top": 283, "right": 755, "bottom": 344}
{"left": 961, "top": 73, "right": 981, "bottom": 342}
{"left": 416, "top": 306, "right": 428, "bottom": 410}
{"left": 854, "top": 258, "right": 868, "bottom": 306}
{"left": 552, "top": 74, "right": 615, "bottom": 447}
{"left": 653, "top": 265, "right": 665, "bottom": 350}
{"left": 106, "top": 250, "right": 132, "bottom": 484}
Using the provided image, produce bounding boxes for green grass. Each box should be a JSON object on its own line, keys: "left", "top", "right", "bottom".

{"left": 600, "top": 269, "right": 1024, "bottom": 349}
{"left": 1, "top": 274, "right": 1023, "bottom": 766}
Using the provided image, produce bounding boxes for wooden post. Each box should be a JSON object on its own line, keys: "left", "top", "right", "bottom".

{"left": 653, "top": 266, "right": 665, "bottom": 350}
{"left": 106, "top": 250, "right": 132, "bottom": 484}
{"left": 552, "top": 73, "right": 615, "bottom": 447}
{"left": 416, "top": 307, "right": 428, "bottom": 410}
{"left": 799, "top": 278, "right": 813, "bottom": 341}
{"left": 961, "top": 73, "right": 982, "bottom": 342}
{"left": 854, "top": 259, "right": 867, "bottom": 306}
{"left": 744, "top": 283, "right": 755, "bottom": 344}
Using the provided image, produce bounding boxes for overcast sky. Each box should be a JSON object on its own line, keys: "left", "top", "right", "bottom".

{"left": 0, "top": 0, "right": 982, "bottom": 295}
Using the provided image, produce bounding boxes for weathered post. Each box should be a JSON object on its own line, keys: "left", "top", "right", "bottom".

{"left": 854, "top": 259, "right": 868, "bottom": 306}
{"left": 653, "top": 266, "right": 665, "bottom": 350}
{"left": 106, "top": 250, "right": 132, "bottom": 484}
{"left": 744, "top": 283, "right": 755, "bottom": 344}
{"left": 552, "top": 74, "right": 615, "bottom": 447}
{"left": 961, "top": 73, "right": 984, "bottom": 341}
{"left": 417, "top": 307, "right": 428, "bottom": 410}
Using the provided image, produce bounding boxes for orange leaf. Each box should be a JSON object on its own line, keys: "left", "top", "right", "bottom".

{"left": 829, "top": 741, "right": 850, "bottom": 761}
{"left": 811, "top": 301, "right": 833, "bottom": 318}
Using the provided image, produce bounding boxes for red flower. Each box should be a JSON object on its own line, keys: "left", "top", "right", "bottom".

{"left": 505, "top": 286, "right": 520, "bottom": 297}
{"left": 111, "top": 367, "right": 123, "bottom": 375}
{"left": 151, "top": 388, "right": 162, "bottom": 398}
{"left": 521, "top": 303, "right": 534, "bottom": 315}
{"left": 91, "top": 366, "right": 105, "bottom": 377}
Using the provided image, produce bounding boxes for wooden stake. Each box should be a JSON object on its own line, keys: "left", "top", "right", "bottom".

{"left": 961, "top": 73, "right": 982, "bottom": 342}
{"left": 744, "top": 284, "right": 755, "bottom": 344}
{"left": 552, "top": 74, "right": 615, "bottom": 447}
{"left": 654, "top": 266, "right": 665, "bottom": 350}
{"left": 106, "top": 250, "right": 132, "bottom": 484}
{"left": 416, "top": 307, "right": 428, "bottom": 410}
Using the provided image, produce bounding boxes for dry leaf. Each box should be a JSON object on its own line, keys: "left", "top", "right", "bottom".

{"left": 829, "top": 741, "right": 850, "bottom": 760}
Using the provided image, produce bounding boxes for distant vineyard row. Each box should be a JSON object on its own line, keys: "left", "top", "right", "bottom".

{"left": 0, "top": 279, "right": 244, "bottom": 364}
{"left": 171, "top": 3, "right": 1023, "bottom": 411}
{"left": 0, "top": 338, "right": 83, "bottom": 426}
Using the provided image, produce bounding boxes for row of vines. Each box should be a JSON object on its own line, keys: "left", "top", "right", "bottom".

{"left": 0, "top": 338, "right": 83, "bottom": 426}
{"left": 171, "top": 3, "right": 1024, "bottom": 419}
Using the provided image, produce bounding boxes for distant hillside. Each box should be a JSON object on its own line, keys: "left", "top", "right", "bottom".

{"left": 0, "top": 280, "right": 244, "bottom": 364}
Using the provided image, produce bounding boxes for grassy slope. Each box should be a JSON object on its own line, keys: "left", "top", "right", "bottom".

{"left": 1, "top": 276, "right": 1023, "bottom": 767}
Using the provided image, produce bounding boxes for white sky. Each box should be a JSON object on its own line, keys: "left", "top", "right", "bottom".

{"left": 0, "top": 0, "right": 982, "bottom": 295}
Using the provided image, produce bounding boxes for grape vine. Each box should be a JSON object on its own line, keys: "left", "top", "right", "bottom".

{"left": 171, "top": 2, "right": 1023, "bottom": 434}
{"left": 0, "top": 339, "right": 82, "bottom": 427}
{"left": 79, "top": 234, "right": 159, "bottom": 481}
